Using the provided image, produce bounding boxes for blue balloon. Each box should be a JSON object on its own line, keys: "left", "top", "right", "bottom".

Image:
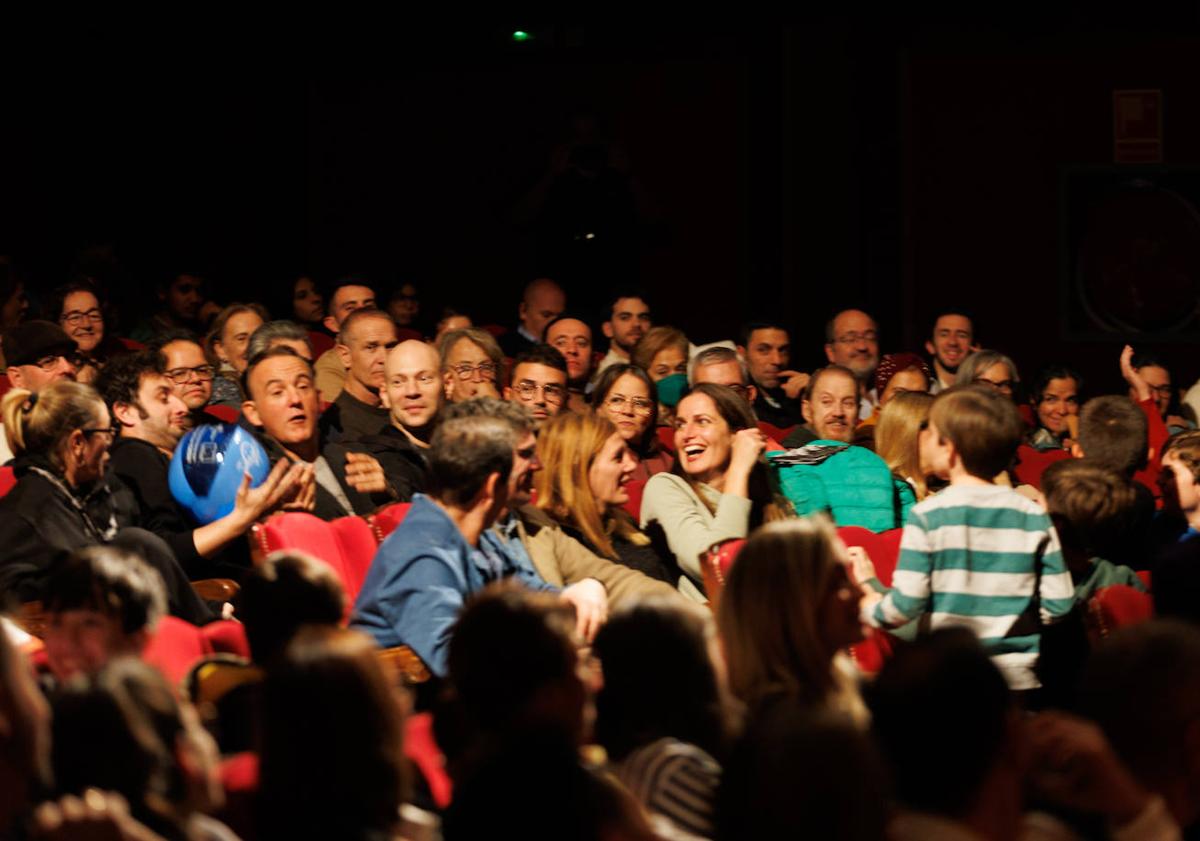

{"left": 169, "top": 423, "right": 271, "bottom": 525}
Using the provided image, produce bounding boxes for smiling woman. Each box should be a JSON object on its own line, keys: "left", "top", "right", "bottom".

{"left": 640, "top": 383, "right": 774, "bottom": 599}
{"left": 591, "top": 363, "right": 674, "bottom": 481}
{"left": 49, "top": 279, "right": 130, "bottom": 385}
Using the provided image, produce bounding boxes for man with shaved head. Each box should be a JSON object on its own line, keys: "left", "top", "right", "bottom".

{"left": 320, "top": 308, "right": 399, "bottom": 442}
{"left": 356, "top": 340, "right": 442, "bottom": 501}
{"left": 499, "top": 277, "right": 566, "bottom": 357}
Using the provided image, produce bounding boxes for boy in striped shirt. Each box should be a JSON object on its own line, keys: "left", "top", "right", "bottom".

{"left": 859, "top": 385, "right": 1075, "bottom": 691}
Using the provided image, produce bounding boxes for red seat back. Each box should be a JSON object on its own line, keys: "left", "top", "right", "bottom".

{"left": 116, "top": 337, "right": 146, "bottom": 351}
{"left": 203, "top": 404, "right": 240, "bottom": 424}
{"left": 396, "top": 327, "right": 423, "bottom": 342}
{"left": 201, "top": 620, "right": 251, "bottom": 659}
{"left": 622, "top": 478, "right": 647, "bottom": 521}
{"left": 0, "top": 465, "right": 16, "bottom": 498}
{"left": 252, "top": 512, "right": 380, "bottom": 614}
{"left": 758, "top": 421, "right": 796, "bottom": 444}
{"left": 480, "top": 324, "right": 508, "bottom": 338}
{"left": 1012, "top": 444, "right": 1071, "bottom": 489}
{"left": 656, "top": 426, "right": 677, "bottom": 454}
{"left": 837, "top": 526, "right": 903, "bottom": 587}
{"left": 308, "top": 330, "right": 336, "bottom": 358}
{"left": 1089, "top": 584, "right": 1155, "bottom": 638}
{"left": 142, "top": 616, "right": 215, "bottom": 689}
{"left": 367, "top": 502, "right": 413, "bottom": 543}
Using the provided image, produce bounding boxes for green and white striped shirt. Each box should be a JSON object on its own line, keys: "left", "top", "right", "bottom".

{"left": 867, "top": 484, "right": 1075, "bottom": 690}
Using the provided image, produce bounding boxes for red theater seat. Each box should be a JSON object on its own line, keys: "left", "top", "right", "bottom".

{"left": 251, "top": 512, "right": 379, "bottom": 610}
{"left": 0, "top": 465, "right": 16, "bottom": 498}
{"left": 1012, "top": 444, "right": 1072, "bottom": 489}
{"left": 656, "top": 426, "right": 677, "bottom": 454}
{"left": 142, "top": 616, "right": 215, "bottom": 688}
{"left": 1088, "top": 584, "right": 1155, "bottom": 639}
{"left": 758, "top": 421, "right": 796, "bottom": 445}
{"left": 367, "top": 502, "right": 413, "bottom": 543}
{"left": 837, "top": 526, "right": 903, "bottom": 587}
{"left": 203, "top": 404, "right": 240, "bottom": 424}
{"left": 308, "top": 331, "right": 336, "bottom": 358}
{"left": 622, "top": 478, "right": 647, "bottom": 521}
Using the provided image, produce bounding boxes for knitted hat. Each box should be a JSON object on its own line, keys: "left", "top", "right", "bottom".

{"left": 875, "top": 352, "right": 932, "bottom": 396}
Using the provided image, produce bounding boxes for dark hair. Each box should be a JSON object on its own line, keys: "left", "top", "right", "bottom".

{"left": 1130, "top": 352, "right": 1169, "bottom": 372}
{"left": 590, "top": 363, "right": 660, "bottom": 453}
{"left": 1029, "top": 365, "right": 1083, "bottom": 405}
{"left": 541, "top": 312, "right": 592, "bottom": 342}
{"left": 246, "top": 320, "right": 312, "bottom": 362}
{"left": 928, "top": 385, "right": 1025, "bottom": 479}
{"left": 44, "top": 546, "right": 167, "bottom": 635}
{"left": 739, "top": 320, "right": 789, "bottom": 350}
{"left": 601, "top": 288, "right": 651, "bottom": 323}
{"left": 447, "top": 583, "right": 579, "bottom": 736}
{"left": 1077, "top": 395, "right": 1148, "bottom": 477}
{"left": 238, "top": 551, "right": 346, "bottom": 665}
{"left": 46, "top": 278, "right": 103, "bottom": 323}
{"left": 593, "top": 600, "right": 729, "bottom": 762}
{"left": 147, "top": 328, "right": 204, "bottom": 360}
{"left": 52, "top": 658, "right": 194, "bottom": 837}
{"left": 241, "top": 345, "right": 314, "bottom": 401}
{"left": 510, "top": 343, "right": 568, "bottom": 384}
{"left": 672, "top": 383, "right": 763, "bottom": 515}
{"left": 803, "top": 364, "right": 858, "bottom": 402}
{"left": 428, "top": 398, "right": 523, "bottom": 507}
{"left": 94, "top": 351, "right": 163, "bottom": 420}
{"left": 259, "top": 627, "right": 408, "bottom": 840}
{"left": 866, "top": 628, "right": 1011, "bottom": 817}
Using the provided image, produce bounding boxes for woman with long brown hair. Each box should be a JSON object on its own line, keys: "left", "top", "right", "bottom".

{"left": 536, "top": 412, "right": 674, "bottom": 582}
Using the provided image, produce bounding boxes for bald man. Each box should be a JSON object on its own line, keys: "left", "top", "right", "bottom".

{"left": 500, "top": 277, "right": 566, "bottom": 357}
{"left": 356, "top": 340, "right": 441, "bottom": 501}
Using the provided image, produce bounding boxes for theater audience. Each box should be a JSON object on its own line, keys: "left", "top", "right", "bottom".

{"left": 641, "top": 383, "right": 769, "bottom": 599}
{"left": 874, "top": 391, "right": 934, "bottom": 502}
{"left": 49, "top": 280, "right": 125, "bottom": 385}
{"left": 1027, "top": 364, "right": 1082, "bottom": 452}
{"left": 498, "top": 277, "right": 565, "bottom": 358}
{"left": 632, "top": 325, "right": 689, "bottom": 425}
{"left": 783, "top": 363, "right": 860, "bottom": 447}
{"left": 504, "top": 343, "right": 569, "bottom": 430}
{"left": 925, "top": 310, "right": 975, "bottom": 393}
{"left": 206, "top": 303, "right": 268, "bottom": 408}
{"left": 535, "top": 412, "right": 675, "bottom": 582}
{"left": 313, "top": 281, "right": 376, "bottom": 402}
{"left": 873, "top": 352, "right": 931, "bottom": 410}
{"left": 131, "top": 272, "right": 208, "bottom": 343}
{"left": 151, "top": 330, "right": 215, "bottom": 431}
{"left": 321, "top": 308, "right": 399, "bottom": 442}
{"left": 590, "top": 362, "right": 673, "bottom": 480}
{"left": 737, "top": 321, "right": 805, "bottom": 429}
{"left": 236, "top": 551, "right": 345, "bottom": 666}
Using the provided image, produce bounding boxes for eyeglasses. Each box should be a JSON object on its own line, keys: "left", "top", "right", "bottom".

{"left": 164, "top": 365, "right": 215, "bottom": 384}
{"left": 604, "top": 394, "right": 654, "bottom": 415}
{"left": 1147, "top": 383, "right": 1173, "bottom": 396}
{"left": 82, "top": 426, "right": 118, "bottom": 440}
{"left": 514, "top": 381, "right": 566, "bottom": 405}
{"left": 974, "top": 376, "right": 1014, "bottom": 392}
{"left": 33, "top": 353, "right": 82, "bottom": 372}
{"left": 61, "top": 308, "right": 103, "bottom": 327}
{"left": 833, "top": 331, "right": 878, "bottom": 345}
{"left": 449, "top": 362, "right": 499, "bottom": 381}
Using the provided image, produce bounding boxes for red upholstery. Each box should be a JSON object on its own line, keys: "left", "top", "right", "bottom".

{"left": 308, "top": 330, "right": 336, "bottom": 358}
{"left": 253, "top": 512, "right": 380, "bottom": 612}
{"left": 656, "top": 426, "right": 677, "bottom": 454}
{"left": 480, "top": 324, "right": 507, "bottom": 338}
{"left": 202, "top": 404, "right": 240, "bottom": 424}
{"left": 1089, "top": 584, "right": 1155, "bottom": 638}
{"left": 397, "top": 327, "right": 424, "bottom": 342}
{"left": 142, "top": 616, "right": 215, "bottom": 688}
{"left": 0, "top": 465, "right": 16, "bottom": 498}
{"left": 219, "top": 751, "right": 260, "bottom": 794}
{"left": 405, "top": 712, "right": 453, "bottom": 809}
{"left": 201, "top": 620, "right": 251, "bottom": 659}
{"left": 116, "top": 337, "right": 146, "bottom": 351}
{"left": 1137, "top": 570, "right": 1152, "bottom": 589}
{"left": 368, "top": 502, "right": 413, "bottom": 543}
{"left": 622, "top": 478, "right": 647, "bottom": 521}
{"left": 1012, "top": 444, "right": 1072, "bottom": 489}
{"left": 758, "top": 421, "right": 796, "bottom": 444}
{"left": 837, "top": 526, "right": 903, "bottom": 587}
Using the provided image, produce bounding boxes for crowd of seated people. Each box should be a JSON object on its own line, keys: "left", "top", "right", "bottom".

{"left": 6, "top": 259, "right": 1200, "bottom": 838}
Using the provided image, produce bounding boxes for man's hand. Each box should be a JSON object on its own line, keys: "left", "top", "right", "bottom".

{"left": 280, "top": 463, "right": 317, "bottom": 512}
{"left": 1121, "top": 345, "right": 1152, "bottom": 404}
{"left": 232, "top": 459, "right": 308, "bottom": 524}
{"left": 344, "top": 452, "right": 387, "bottom": 495}
{"left": 779, "top": 370, "right": 810, "bottom": 401}
{"left": 1027, "top": 711, "right": 1150, "bottom": 827}
{"left": 560, "top": 578, "right": 609, "bottom": 643}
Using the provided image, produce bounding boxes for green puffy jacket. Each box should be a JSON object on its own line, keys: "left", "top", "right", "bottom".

{"left": 769, "top": 441, "right": 914, "bottom": 532}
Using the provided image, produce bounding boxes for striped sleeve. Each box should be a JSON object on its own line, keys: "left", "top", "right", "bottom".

{"left": 1036, "top": 520, "right": 1076, "bottom": 623}
{"left": 869, "top": 512, "right": 933, "bottom": 628}
{"left": 616, "top": 739, "right": 720, "bottom": 839}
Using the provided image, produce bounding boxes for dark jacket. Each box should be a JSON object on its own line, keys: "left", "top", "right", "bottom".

{"left": 320, "top": 390, "right": 391, "bottom": 443}
{"left": 752, "top": 383, "right": 804, "bottom": 429}
{"left": 254, "top": 430, "right": 386, "bottom": 520}
{"left": 354, "top": 424, "right": 431, "bottom": 503}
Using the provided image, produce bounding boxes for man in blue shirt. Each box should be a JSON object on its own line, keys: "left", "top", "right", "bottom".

{"left": 351, "top": 399, "right": 565, "bottom": 676}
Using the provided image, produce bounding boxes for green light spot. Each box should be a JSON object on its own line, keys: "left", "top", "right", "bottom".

{"left": 512, "top": 30, "right": 532, "bottom": 42}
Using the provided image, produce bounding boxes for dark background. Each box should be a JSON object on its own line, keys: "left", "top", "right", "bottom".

{"left": 3, "top": 18, "right": 1200, "bottom": 397}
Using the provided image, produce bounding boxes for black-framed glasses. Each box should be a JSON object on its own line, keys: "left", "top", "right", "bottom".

{"left": 604, "top": 394, "right": 654, "bottom": 415}
{"left": 82, "top": 426, "right": 118, "bottom": 440}
{"left": 61, "top": 308, "right": 103, "bottom": 327}
{"left": 164, "top": 365, "right": 216, "bottom": 384}
{"left": 515, "top": 381, "right": 566, "bottom": 404}
{"left": 449, "top": 362, "right": 499, "bottom": 381}
{"left": 33, "top": 353, "right": 82, "bottom": 372}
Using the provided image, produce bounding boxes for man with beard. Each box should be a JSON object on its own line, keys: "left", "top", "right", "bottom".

{"left": 594, "top": 290, "right": 652, "bottom": 379}
{"left": 925, "top": 311, "right": 975, "bottom": 394}
{"left": 97, "top": 351, "right": 307, "bottom": 581}
{"left": 150, "top": 330, "right": 215, "bottom": 432}
{"left": 824, "top": 308, "right": 881, "bottom": 420}
{"left": 737, "top": 321, "right": 807, "bottom": 429}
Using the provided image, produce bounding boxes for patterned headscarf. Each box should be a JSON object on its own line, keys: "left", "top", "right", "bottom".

{"left": 874, "top": 352, "right": 932, "bottom": 396}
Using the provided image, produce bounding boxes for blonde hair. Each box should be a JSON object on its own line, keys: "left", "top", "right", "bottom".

{"left": 717, "top": 518, "right": 866, "bottom": 723}
{"left": 874, "top": 391, "right": 934, "bottom": 501}
{"left": 1, "top": 381, "right": 105, "bottom": 469}
{"left": 631, "top": 326, "right": 688, "bottom": 373}
{"left": 535, "top": 412, "right": 648, "bottom": 560}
